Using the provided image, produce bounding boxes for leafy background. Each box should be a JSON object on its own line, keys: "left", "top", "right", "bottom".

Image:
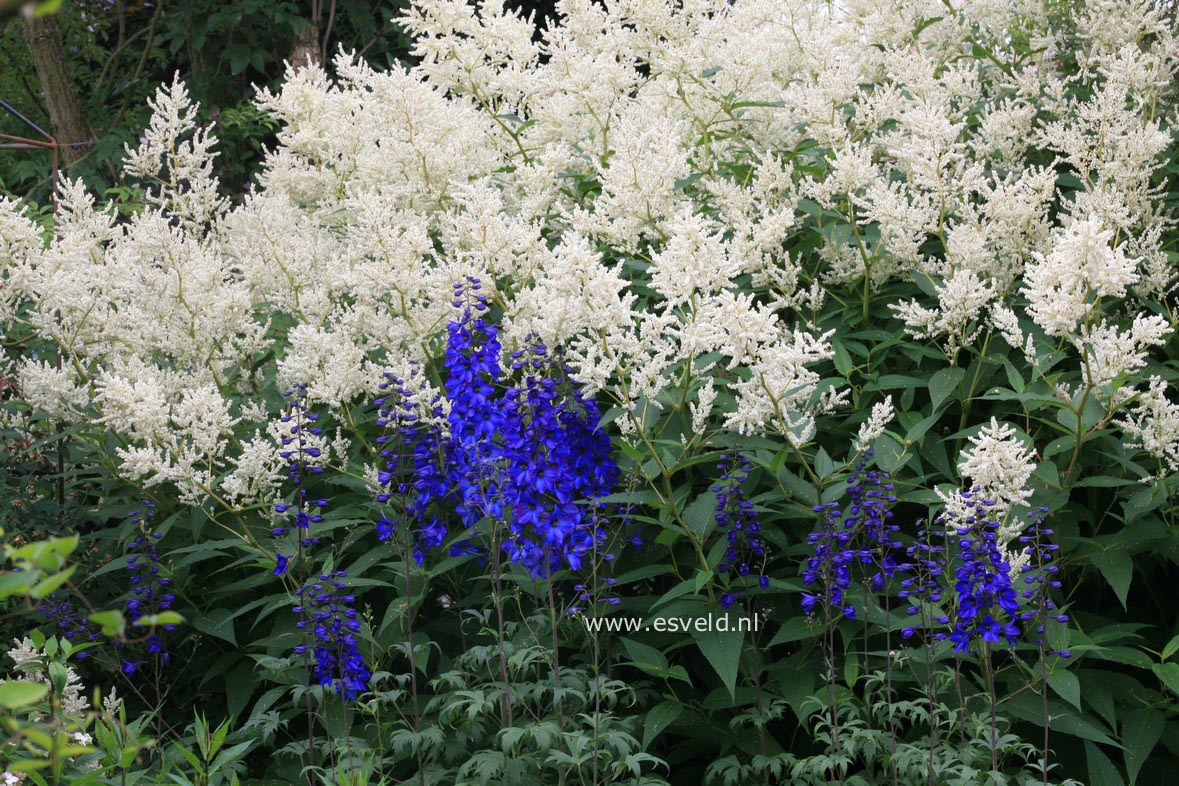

{"left": 3, "top": 1, "right": 1179, "bottom": 785}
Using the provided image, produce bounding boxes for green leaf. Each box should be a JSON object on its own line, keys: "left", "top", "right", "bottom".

{"left": 88, "top": 610, "right": 126, "bottom": 637}
{"left": 191, "top": 608, "right": 236, "bottom": 645}
{"left": 693, "top": 622, "right": 743, "bottom": 701}
{"left": 32, "top": 0, "right": 66, "bottom": 18}
{"left": 776, "top": 468, "right": 818, "bottom": 506}
{"left": 1121, "top": 709, "right": 1164, "bottom": 785}
{"left": 843, "top": 655, "right": 859, "bottom": 689}
{"left": 30, "top": 565, "right": 76, "bottom": 599}
{"left": 48, "top": 661, "right": 67, "bottom": 695}
{"left": 1053, "top": 711, "right": 1120, "bottom": 748}
{"left": 226, "top": 43, "right": 251, "bottom": 74}
{"left": 832, "top": 341, "right": 853, "bottom": 376}
{"left": 868, "top": 374, "right": 926, "bottom": 391}
{"left": 642, "top": 700, "right": 682, "bottom": 750}
{"left": 1076, "top": 476, "right": 1135, "bottom": 489}
{"left": 1151, "top": 662, "right": 1179, "bottom": 695}
{"left": 814, "top": 447, "right": 836, "bottom": 479}
{"left": 210, "top": 741, "right": 254, "bottom": 773}
{"left": 650, "top": 579, "right": 699, "bottom": 613}
{"left": 693, "top": 568, "right": 712, "bottom": 593}
{"left": 872, "top": 433, "right": 905, "bottom": 473}
{"left": 929, "top": 366, "right": 965, "bottom": 410}
{"left": 1092, "top": 552, "right": 1132, "bottom": 610}
{"left": 4, "top": 758, "right": 52, "bottom": 773}
{"left": 10, "top": 536, "right": 78, "bottom": 571}
{"left": 902, "top": 411, "right": 940, "bottom": 447}
{"left": 682, "top": 492, "right": 719, "bottom": 540}
{"left": 620, "top": 638, "right": 668, "bottom": 672}
{"left": 133, "top": 611, "right": 185, "bottom": 627}
{"left": 1161, "top": 634, "right": 1179, "bottom": 661}
{"left": 911, "top": 270, "right": 939, "bottom": 298}
{"left": 174, "top": 743, "right": 203, "bottom": 771}
{"left": 1047, "top": 669, "right": 1081, "bottom": 710}
{"left": 0, "top": 570, "right": 37, "bottom": 600}
{"left": 1085, "top": 741, "right": 1125, "bottom": 786}
{"left": 1003, "top": 360, "right": 1025, "bottom": 392}
{"left": 224, "top": 661, "right": 256, "bottom": 720}
{"left": 0, "top": 680, "right": 48, "bottom": 709}
{"left": 767, "top": 616, "right": 820, "bottom": 646}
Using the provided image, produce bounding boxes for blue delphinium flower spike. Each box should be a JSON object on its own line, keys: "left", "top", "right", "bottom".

{"left": 712, "top": 452, "right": 768, "bottom": 608}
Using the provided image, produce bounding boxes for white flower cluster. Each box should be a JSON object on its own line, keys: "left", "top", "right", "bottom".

{"left": 1023, "top": 216, "right": 1139, "bottom": 339}
{"left": 940, "top": 418, "right": 1037, "bottom": 571}
{"left": 854, "top": 396, "right": 895, "bottom": 453}
{"left": 0, "top": 0, "right": 1175, "bottom": 507}
{"left": 1118, "top": 377, "right": 1179, "bottom": 479}
{"left": 892, "top": 270, "right": 995, "bottom": 358}
{"left": 6, "top": 637, "right": 90, "bottom": 720}
{"left": 953, "top": 419, "right": 1036, "bottom": 517}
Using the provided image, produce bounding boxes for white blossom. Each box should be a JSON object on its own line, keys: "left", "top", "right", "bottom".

{"left": 1023, "top": 216, "right": 1138, "bottom": 337}
{"left": 102, "top": 687, "right": 123, "bottom": 717}
{"left": 946, "top": 418, "right": 1036, "bottom": 529}
{"left": 0, "top": 0, "right": 1171, "bottom": 511}
{"left": 855, "top": 396, "right": 895, "bottom": 452}
{"left": 1118, "top": 377, "right": 1179, "bottom": 478}
{"left": 892, "top": 269, "right": 995, "bottom": 357}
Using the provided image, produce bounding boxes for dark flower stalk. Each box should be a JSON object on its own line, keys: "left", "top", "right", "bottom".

{"left": 500, "top": 339, "right": 618, "bottom": 577}
{"left": 423, "top": 278, "right": 622, "bottom": 728}
{"left": 443, "top": 278, "right": 512, "bottom": 727}
{"left": 293, "top": 570, "right": 371, "bottom": 700}
{"left": 375, "top": 367, "right": 448, "bottom": 563}
{"left": 272, "top": 383, "right": 327, "bottom": 576}
{"left": 124, "top": 502, "right": 175, "bottom": 668}
{"left": 114, "top": 501, "right": 176, "bottom": 744}
{"left": 38, "top": 594, "right": 101, "bottom": 657}
{"left": 943, "top": 494, "right": 1022, "bottom": 655}
{"left": 445, "top": 278, "right": 507, "bottom": 534}
{"left": 372, "top": 365, "right": 448, "bottom": 784}
{"left": 712, "top": 452, "right": 768, "bottom": 610}
{"left": 798, "top": 452, "right": 903, "bottom": 784}
{"left": 899, "top": 492, "right": 1071, "bottom": 775}
{"left": 1016, "top": 507, "right": 1068, "bottom": 786}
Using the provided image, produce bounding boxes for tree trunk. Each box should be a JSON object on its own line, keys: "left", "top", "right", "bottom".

{"left": 21, "top": 11, "right": 93, "bottom": 168}
{"left": 289, "top": 23, "right": 322, "bottom": 70}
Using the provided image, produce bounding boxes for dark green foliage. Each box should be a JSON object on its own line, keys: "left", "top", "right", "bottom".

{"left": 2, "top": 2, "right": 1179, "bottom": 785}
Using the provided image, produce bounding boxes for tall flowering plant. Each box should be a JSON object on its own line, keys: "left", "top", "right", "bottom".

{"left": 120, "top": 503, "right": 176, "bottom": 675}
{"left": 7, "top": 0, "right": 1179, "bottom": 782}
{"left": 421, "top": 279, "right": 622, "bottom": 576}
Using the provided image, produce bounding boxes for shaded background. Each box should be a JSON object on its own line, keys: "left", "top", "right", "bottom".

{"left": 0, "top": 0, "right": 559, "bottom": 203}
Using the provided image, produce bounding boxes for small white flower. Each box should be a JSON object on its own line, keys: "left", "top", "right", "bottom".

{"left": 1118, "top": 377, "right": 1179, "bottom": 478}
{"left": 855, "top": 396, "right": 895, "bottom": 451}
{"left": 102, "top": 687, "right": 123, "bottom": 717}
{"left": 955, "top": 418, "right": 1035, "bottom": 517}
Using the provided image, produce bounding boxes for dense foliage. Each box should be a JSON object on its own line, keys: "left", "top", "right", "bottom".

{"left": 4, "top": 0, "right": 1179, "bottom": 784}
